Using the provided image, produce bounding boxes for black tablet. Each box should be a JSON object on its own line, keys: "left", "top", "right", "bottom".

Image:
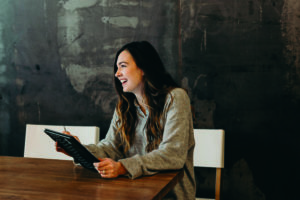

{"left": 44, "top": 128, "right": 99, "bottom": 172}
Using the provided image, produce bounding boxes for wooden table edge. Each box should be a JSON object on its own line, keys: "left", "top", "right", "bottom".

{"left": 152, "top": 169, "right": 184, "bottom": 200}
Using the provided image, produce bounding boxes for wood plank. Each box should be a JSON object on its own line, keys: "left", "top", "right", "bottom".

{"left": 0, "top": 156, "right": 183, "bottom": 200}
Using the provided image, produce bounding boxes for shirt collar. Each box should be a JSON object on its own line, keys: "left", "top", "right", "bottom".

{"left": 134, "top": 99, "right": 149, "bottom": 117}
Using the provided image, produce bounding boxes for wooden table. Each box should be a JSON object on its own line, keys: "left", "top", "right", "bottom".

{"left": 0, "top": 156, "right": 183, "bottom": 200}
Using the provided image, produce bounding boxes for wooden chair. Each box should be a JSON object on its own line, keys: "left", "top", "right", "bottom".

{"left": 194, "top": 129, "right": 225, "bottom": 200}
{"left": 24, "top": 124, "right": 100, "bottom": 160}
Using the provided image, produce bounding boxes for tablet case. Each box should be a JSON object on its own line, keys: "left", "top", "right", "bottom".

{"left": 44, "top": 128, "right": 99, "bottom": 172}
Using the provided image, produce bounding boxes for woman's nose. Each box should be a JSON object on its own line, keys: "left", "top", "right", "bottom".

{"left": 115, "top": 68, "right": 121, "bottom": 77}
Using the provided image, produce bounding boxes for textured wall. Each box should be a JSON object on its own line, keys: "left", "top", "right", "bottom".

{"left": 0, "top": 0, "right": 299, "bottom": 199}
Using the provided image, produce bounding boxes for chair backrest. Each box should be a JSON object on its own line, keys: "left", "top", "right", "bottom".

{"left": 194, "top": 129, "right": 225, "bottom": 168}
{"left": 24, "top": 124, "right": 100, "bottom": 160}
{"left": 194, "top": 129, "right": 225, "bottom": 200}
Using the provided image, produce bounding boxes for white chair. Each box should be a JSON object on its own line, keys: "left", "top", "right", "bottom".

{"left": 24, "top": 124, "right": 100, "bottom": 160}
{"left": 194, "top": 129, "right": 225, "bottom": 200}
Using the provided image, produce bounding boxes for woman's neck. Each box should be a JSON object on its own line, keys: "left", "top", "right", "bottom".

{"left": 135, "top": 94, "right": 147, "bottom": 115}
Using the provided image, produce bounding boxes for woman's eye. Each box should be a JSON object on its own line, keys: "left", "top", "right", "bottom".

{"left": 121, "top": 64, "right": 126, "bottom": 68}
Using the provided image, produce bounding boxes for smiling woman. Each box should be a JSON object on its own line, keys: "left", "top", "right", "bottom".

{"left": 115, "top": 50, "right": 145, "bottom": 97}
{"left": 56, "top": 41, "right": 196, "bottom": 200}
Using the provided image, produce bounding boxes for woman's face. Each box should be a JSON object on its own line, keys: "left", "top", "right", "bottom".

{"left": 115, "top": 50, "right": 144, "bottom": 97}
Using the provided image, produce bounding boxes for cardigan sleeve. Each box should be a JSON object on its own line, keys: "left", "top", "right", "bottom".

{"left": 119, "top": 88, "right": 194, "bottom": 179}
{"left": 84, "top": 111, "right": 125, "bottom": 161}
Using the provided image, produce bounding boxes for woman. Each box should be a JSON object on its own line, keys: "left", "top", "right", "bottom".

{"left": 57, "top": 41, "right": 196, "bottom": 200}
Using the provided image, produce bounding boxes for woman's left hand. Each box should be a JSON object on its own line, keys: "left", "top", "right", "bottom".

{"left": 93, "top": 158, "right": 127, "bottom": 178}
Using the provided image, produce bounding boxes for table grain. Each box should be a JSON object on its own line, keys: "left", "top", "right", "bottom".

{"left": 0, "top": 156, "right": 183, "bottom": 200}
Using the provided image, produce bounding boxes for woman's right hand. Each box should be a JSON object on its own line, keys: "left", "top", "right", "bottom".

{"left": 55, "top": 131, "right": 81, "bottom": 157}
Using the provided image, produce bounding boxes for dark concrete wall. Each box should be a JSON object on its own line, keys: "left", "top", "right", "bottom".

{"left": 0, "top": 0, "right": 299, "bottom": 199}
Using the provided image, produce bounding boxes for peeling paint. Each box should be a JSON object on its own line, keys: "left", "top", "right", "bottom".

{"left": 57, "top": 10, "right": 81, "bottom": 50}
{"left": 98, "top": 0, "right": 152, "bottom": 8}
{"left": 140, "top": 19, "right": 151, "bottom": 27}
{"left": 101, "top": 16, "right": 139, "bottom": 28}
{"left": 0, "top": 23, "right": 5, "bottom": 61}
{"left": 64, "top": 64, "right": 104, "bottom": 93}
{"left": 0, "top": 76, "right": 6, "bottom": 85}
{"left": 0, "top": 0, "right": 11, "bottom": 146}
{"left": 98, "top": 0, "right": 108, "bottom": 7}
{"left": 0, "top": 19, "right": 7, "bottom": 85}
{"left": 0, "top": 65, "right": 6, "bottom": 74}
{"left": 58, "top": 1, "right": 86, "bottom": 92}
{"left": 62, "top": 0, "right": 98, "bottom": 11}
{"left": 102, "top": 38, "right": 128, "bottom": 50}
{"left": 118, "top": 0, "right": 139, "bottom": 6}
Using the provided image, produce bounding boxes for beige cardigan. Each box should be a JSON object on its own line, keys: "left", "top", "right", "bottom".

{"left": 85, "top": 88, "right": 196, "bottom": 200}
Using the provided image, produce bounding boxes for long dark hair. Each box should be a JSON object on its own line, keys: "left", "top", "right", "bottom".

{"left": 113, "top": 41, "right": 179, "bottom": 152}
